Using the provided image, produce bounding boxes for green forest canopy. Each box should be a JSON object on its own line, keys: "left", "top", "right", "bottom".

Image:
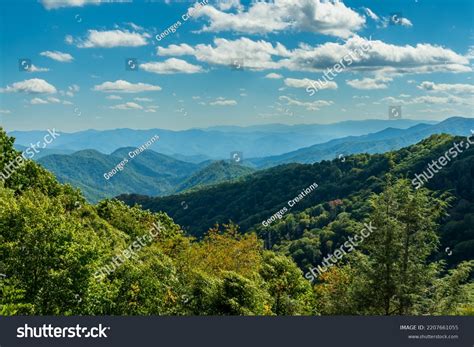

{"left": 0, "top": 128, "right": 472, "bottom": 315}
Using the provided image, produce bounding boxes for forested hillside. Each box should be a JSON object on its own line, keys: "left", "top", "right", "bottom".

{"left": 119, "top": 134, "right": 474, "bottom": 270}
{"left": 37, "top": 149, "right": 253, "bottom": 202}
{"left": 1, "top": 129, "right": 472, "bottom": 316}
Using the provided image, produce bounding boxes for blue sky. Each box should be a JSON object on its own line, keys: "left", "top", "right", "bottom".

{"left": 0, "top": 0, "right": 473, "bottom": 131}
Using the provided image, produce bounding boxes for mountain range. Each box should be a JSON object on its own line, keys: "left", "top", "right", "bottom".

{"left": 26, "top": 117, "right": 473, "bottom": 202}
{"left": 248, "top": 117, "right": 474, "bottom": 167}
{"left": 10, "top": 118, "right": 433, "bottom": 159}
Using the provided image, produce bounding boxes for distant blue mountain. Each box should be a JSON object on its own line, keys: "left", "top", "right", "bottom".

{"left": 9, "top": 118, "right": 434, "bottom": 159}
{"left": 30, "top": 117, "right": 472, "bottom": 202}
{"left": 248, "top": 117, "right": 474, "bottom": 168}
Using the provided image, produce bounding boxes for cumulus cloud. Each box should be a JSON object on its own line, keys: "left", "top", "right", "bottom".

{"left": 30, "top": 96, "right": 68, "bottom": 105}
{"left": 417, "top": 81, "right": 474, "bottom": 94}
{"left": 157, "top": 36, "right": 471, "bottom": 76}
{"left": 0, "top": 109, "right": 11, "bottom": 114}
{"left": 265, "top": 72, "right": 283, "bottom": 79}
{"left": 382, "top": 95, "right": 472, "bottom": 106}
{"left": 134, "top": 97, "right": 153, "bottom": 102}
{"left": 466, "top": 46, "right": 474, "bottom": 60}
{"left": 74, "top": 30, "right": 149, "bottom": 48}
{"left": 93, "top": 80, "right": 162, "bottom": 93}
{"left": 1, "top": 78, "right": 57, "bottom": 94}
{"left": 110, "top": 102, "right": 144, "bottom": 110}
{"left": 363, "top": 7, "right": 379, "bottom": 21}
{"left": 40, "top": 51, "right": 74, "bottom": 62}
{"left": 279, "top": 95, "right": 332, "bottom": 110}
{"left": 346, "top": 77, "right": 392, "bottom": 90}
{"left": 47, "top": 96, "right": 61, "bottom": 103}
{"left": 41, "top": 0, "right": 100, "bottom": 10}
{"left": 140, "top": 58, "right": 204, "bottom": 74}
{"left": 285, "top": 36, "right": 470, "bottom": 75}
{"left": 28, "top": 64, "right": 50, "bottom": 72}
{"left": 30, "top": 97, "right": 49, "bottom": 105}
{"left": 106, "top": 95, "right": 122, "bottom": 100}
{"left": 194, "top": 0, "right": 365, "bottom": 38}
{"left": 398, "top": 17, "right": 413, "bottom": 27}
{"left": 158, "top": 37, "right": 289, "bottom": 70}
{"left": 59, "top": 84, "right": 80, "bottom": 97}
{"left": 209, "top": 97, "right": 237, "bottom": 106}
{"left": 285, "top": 77, "right": 337, "bottom": 90}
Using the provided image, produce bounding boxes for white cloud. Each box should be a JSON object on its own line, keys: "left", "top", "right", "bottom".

{"left": 466, "top": 46, "right": 474, "bottom": 60}
{"left": 110, "top": 102, "right": 143, "bottom": 110}
{"left": 364, "top": 7, "right": 379, "bottom": 21}
{"left": 158, "top": 37, "right": 289, "bottom": 70}
{"left": 157, "top": 43, "right": 196, "bottom": 56}
{"left": 134, "top": 97, "right": 153, "bottom": 102}
{"left": 41, "top": 0, "right": 100, "bottom": 10}
{"left": 399, "top": 17, "right": 413, "bottom": 27}
{"left": 28, "top": 64, "right": 50, "bottom": 72}
{"left": 125, "top": 22, "right": 144, "bottom": 31}
{"left": 65, "top": 35, "right": 74, "bottom": 44}
{"left": 209, "top": 97, "right": 237, "bottom": 106}
{"left": 417, "top": 81, "right": 474, "bottom": 94}
{"left": 140, "top": 58, "right": 204, "bottom": 74}
{"left": 69, "top": 84, "right": 80, "bottom": 92}
{"left": 47, "top": 97, "right": 61, "bottom": 103}
{"left": 194, "top": 0, "right": 366, "bottom": 38}
{"left": 285, "top": 77, "right": 337, "bottom": 90}
{"left": 216, "top": 0, "right": 242, "bottom": 11}
{"left": 75, "top": 30, "right": 149, "bottom": 48}
{"left": 30, "top": 97, "right": 49, "bottom": 104}
{"left": 29, "top": 96, "right": 68, "bottom": 105}
{"left": 157, "top": 36, "right": 471, "bottom": 76}
{"left": 40, "top": 51, "right": 74, "bottom": 63}
{"left": 346, "top": 77, "right": 392, "bottom": 90}
{"left": 1, "top": 78, "right": 57, "bottom": 94}
{"left": 144, "top": 108, "right": 157, "bottom": 113}
{"left": 265, "top": 72, "right": 283, "bottom": 79}
{"left": 382, "top": 95, "right": 472, "bottom": 106}
{"left": 106, "top": 95, "right": 122, "bottom": 100}
{"left": 0, "top": 109, "right": 12, "bottom": 114}
{"left": 279, "top": 95, "right": 332, "bottom": 111}
{"left": 93, "top": 80, "right": 162, "bottom": 93}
